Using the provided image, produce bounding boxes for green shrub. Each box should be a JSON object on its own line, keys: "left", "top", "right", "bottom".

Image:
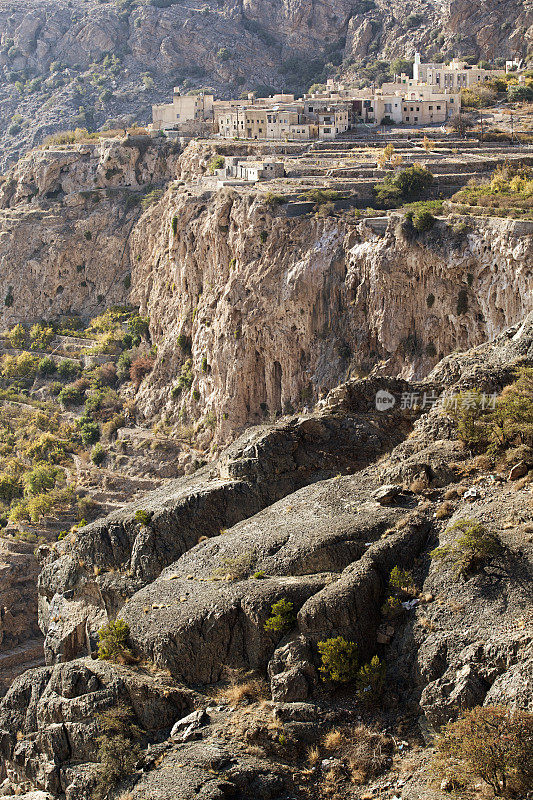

{"left": 380, "top": 594, "right": 403, "bottom": 619}
{"left": 389, "top": 566, "right": 415, "bottom": 594}
{"left": 1, "top": 352, "right": 39, "bottom": 381}
{"left": 97, "top": 619, "right": 134, "bottom": 663}
{"left": 38, "top": 356, "right": 56, "bottom": 375}
{"left": 29, "top": 323, "right": 54, "bottom": 350}
{"left": 433, "top": 706, "right": 533, "bottom": 797}
{"left": 0, "top": 473, "right": 22, "bottom": 505}
{"left": 177, "top": 334, "right": 191, "bottom": 353}
{"left": 318, "top": 636, "right": 359, "bottom": 683}
{"left": 23, "top": 463, "right": 63, "bottom": 497}
{"left": 91, "top": 443, "right": 106, "bottom": 466}
{"left": 134, "top": 509, "right": 153, "bottom": 525}
{"left": 412, "top": 210, "right": 435, "bottom": 232}
{"left": 7, "top": 323, "right": 26, "bottom": 348}
{"left": 431, "top": 518, "right": 503, "bottom": 576}
{"left": 58, "top": 383, "right": 85, "bottom": 406}
{"left": 171, "top": 215, "right": 178, "bottom": 235}
{"left": 356, "top": 656, "right": 386, "bottom": 703}
{"left": 57, "top": 359, "right": 80, "bottom": 379}
{"left": 264, "top": 599, "right": 295, "bottom": 636}
{"left": 80, "top": 420, "right": 100, "bottom": 446}
{"left": 374, "top": 165, "right": 433, "bottom": 208}
{"left": 209, "top": 155, "right": 225, "bottom": 173}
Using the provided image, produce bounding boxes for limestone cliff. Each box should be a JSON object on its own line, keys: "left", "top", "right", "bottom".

{"left": 131, "top": 181, "right": 533, "bottom": 443}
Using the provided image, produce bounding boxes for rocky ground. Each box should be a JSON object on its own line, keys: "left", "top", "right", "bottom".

{"left": 0, "top": 312, "right": 531, "bottom": 800}
{"left": 0, "top": 0, "right": 531, "bottom": 169}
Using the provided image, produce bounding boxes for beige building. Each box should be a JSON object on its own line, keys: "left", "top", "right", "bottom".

{"left": 413, "top": 52, "right": 506, "bottom": 91}
{"left": 152, "top": 89, "right": 214, "bottom": 130}
{"left": 216, "top": 157, "right": 285, "bottom": 182}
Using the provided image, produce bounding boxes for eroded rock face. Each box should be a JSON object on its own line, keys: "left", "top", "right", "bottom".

{"left": 38, "top": 390, "right": 412, "bottom": 665}
{"left": 0, "top": 136, "right": 181, "bottom": 327}
{"left": 131, "top": 182, "right": 533, "bottom": 443}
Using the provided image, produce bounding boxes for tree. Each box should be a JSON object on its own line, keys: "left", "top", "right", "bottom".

{"left": 97, "top": 619, "right": 134, "bottom": 663}
{"left": 433, "top": 706, "right": 533, "bottom": 796}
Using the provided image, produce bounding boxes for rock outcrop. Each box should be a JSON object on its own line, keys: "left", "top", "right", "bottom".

{"left": 0, "top": 313, "right": 531, "bottom": 800}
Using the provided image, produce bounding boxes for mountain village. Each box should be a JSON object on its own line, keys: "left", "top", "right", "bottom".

{"left": 151, "top": 53, "right": 525, "bottom": 141}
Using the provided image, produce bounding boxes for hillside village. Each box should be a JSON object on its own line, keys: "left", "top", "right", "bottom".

{"left": 152, "top": 53, "right": 527, "bottom": 142}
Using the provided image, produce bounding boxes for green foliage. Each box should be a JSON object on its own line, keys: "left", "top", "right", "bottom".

{"left": 448, "top": 369, "right": 533, "bottom": 455}
{"left": 298, "top": 188, "right": 342, "bottom": 209}
{"left": 412, "top": 210, "right": 436, "bottom": 232}
{"left": 433, "top": 706, "right": 533, "bottom": 797}
{"left": 134, "top": 509, "right": 153, "bottom": 525}
{"left": 23, "top": 463, "right": 63, "bottom": 497}
{"left": 57, "top": 359, "right": 80, "bottom": 379}
{"left": 127, "top": 314, "right": 149, "bottom": 340}
{"left": 91, "top": 443, "right": 106, "bottom": 466}
{"left": 356, "top": 656, "right": 386, "bottom": 703}
{"left": 209, "top": 155, "right": 225, "bottom": 173}
{"left": 318, "top": 636, "right": 359, "bottom": 683}
{"left": 380, "top": 594, "right": 403, "bottom": 619}
{"left": 177, "top": 334, "right": 192, "bottom": 354}
{"left": 508, "top": 84, "right": 533, "bottom": 102}
{"left": 263, "top": 192, "right": 286, "bottom": 207}
{"left": 374, "top": 165, "right": 433, "bottom": 208}
{"left": 29, "top": 323, "right": 54, "bottom": 350}
{"left": 0, "top": 473, "right": 22, "bottom": 505}
{"left": 171, "top": 215, "right": 178, "bottom": 235}
{"left": 58, "top": 383, "right": 86, "bottom": 407}
{"left": 79, "top": 420, "right": 100, "bottom": 446}
{"left": 38, "top": 356, "right": 56, "bottom": 375}
{"left": 431, "top": 518, "right": 503, "bottom": 576}
{"left": 1, "top": 352, "right": 39, "bottom": 382}
{"left": 264, "top": 598, "right": 295, "bottom": 636}
{"left": 389, "top": 566, "right": 415, "bottom": 594}
{"left": 7, "top": 324, "right": 26, "bottom": 349}
{"left": 97, "top": 619, "right": 134, "bottom": 663}
{"left": 173, "top": 359, "right": 193, "bottom": 395}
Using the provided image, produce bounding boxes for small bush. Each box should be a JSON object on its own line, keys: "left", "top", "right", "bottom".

{"left": 388, "top": 566, "right": 415, "bottom": 595}
{"left": 97, "top": 619, "right": 134, "bottom": 663}
{"left": 209, "top": 155, "right": 225, "bottom": 173}
{"left": 7, "top": 323, "right": 26, "bottom": 348}
{"left": 356, "top": 656, "right": 386, "bottom": 703}
{"left": 38, "top": 356, "right": 56, "bottom": 375}
{"left": 431, "top": 518, "right": 502, "bottom": 576}
{"left": 58, "top": 383, "right": 85, "bottom": 406}
{"left": 91, "top": 443, "right": 106, "bottom": 466}
{"left": 57, "top": 359, "right": 80, "bottom": 379}
{"left": 264, "top": 598, "right": 295, "bottom": 636}
{"left": 433, "top": 705, "right": 533, "bottom": 797}
{"left": 29, "top": 323, "right": 54, "bottom": 350}
{"left": 412, "top": 210, "right": 435, "bottom": 232}
{"left": 95, "top": 703, "right": 142, "bottom": 800}
{"left": 80, "top": 420, "right": 100, "bottom": 446}
{"left": 134, "top": 509, "right": 153, "bottom": 525}
{"left": 318, "top": 636, "right": 358, "bottom": 683}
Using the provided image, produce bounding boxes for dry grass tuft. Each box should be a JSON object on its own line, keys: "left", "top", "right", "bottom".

{"left": 214, "top": 668, "right": 268, "bottom": 705}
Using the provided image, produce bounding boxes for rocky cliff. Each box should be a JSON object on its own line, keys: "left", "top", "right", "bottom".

{"left": 1, "top": 137, "right": 532, "bottom": 446}
{"left": 1, "top": 0, "right": 531, "bottom": 168}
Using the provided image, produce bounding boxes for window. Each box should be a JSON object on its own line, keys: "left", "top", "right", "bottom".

{"left": 405, "top": 116, "right": 410, "bottom": 121}
{"left": 414, "top": 116, "right": 418, "bottom": 122}
{"left": 437, "top": 105, "right": 441, "bottom": 110}
{"left": 450, "top": 98, "right": 454, "bottom": 103}
{"left": 416, "top": 106, "right": 419, "bottom": 111}
{"left": 385, "top": 103, "right": 392, "bottom": 113}
{"left": 429, "top": 106, "right": 433, "bottom": 110}
{"left": 323, "top": 127, "right": 331, "bottom": 133}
